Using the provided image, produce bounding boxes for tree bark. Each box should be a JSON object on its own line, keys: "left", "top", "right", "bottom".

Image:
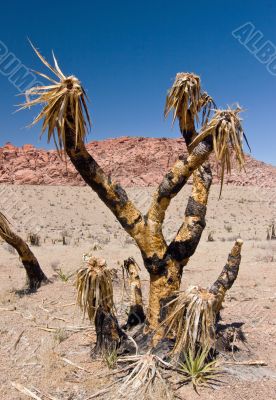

{"left": 123, "top": 257, "right": 146, "bottom": 329}
{"left": 166, "top": 163, "right": 212, "bottom": 264}
{"left": 93, "top": 307, "right": 126, "bottom": 355}
{"left": 0, "top": 212, "right": 48, "bottom": 292}
{"left": 210, "top": 239, "right": 243, "bottom": 312}
{"left": 145, "top": 258, "right": 182, "bottom": 343}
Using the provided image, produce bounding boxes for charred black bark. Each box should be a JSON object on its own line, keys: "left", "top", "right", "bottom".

{"left": 93, "top": 307, "right": 127, "bottom": 355}
{"left": 166, "top": 198, "right": 207, "bottom": 262}
{"left": 20, "top": 256, "right": 48, "bottom": 293}
{"left": 210, "top": 252, "right": 241, "bottom": 295}
{"left": 167, "top": 163, "right": 212, "bottom": 264}
{"left": 209, "top": 239, "right": 243, "bottom": 314}
{"left": 124, "top": 304, "right": 146, "bottom": 330}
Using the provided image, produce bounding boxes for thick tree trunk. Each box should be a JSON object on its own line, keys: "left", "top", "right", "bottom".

{"left": 0, "top": 213, "right": 48, "bottom": 292}
{"left": 144, "top": 258, "right": 183, "bottom": 343}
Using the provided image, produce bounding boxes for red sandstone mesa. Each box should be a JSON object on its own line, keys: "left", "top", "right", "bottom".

{"left": 0, "top": 137, "right": 275, "bottom": 187}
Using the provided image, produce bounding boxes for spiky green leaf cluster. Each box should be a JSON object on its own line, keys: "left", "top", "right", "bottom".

{"left": 178, "top": 346, "right": 222, "bottom": 391}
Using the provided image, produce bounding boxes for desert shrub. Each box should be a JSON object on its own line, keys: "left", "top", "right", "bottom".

{"left": 207, "top": 231, "right": 215, "bottom": 242}
{"left": 224, "top": 224, "right": 232, "bottom": 233}
{"left": 28, "top": 233, "right": 40, "bottom": 246}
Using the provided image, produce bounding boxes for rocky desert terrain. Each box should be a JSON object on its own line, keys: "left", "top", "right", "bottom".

{"left": 0, "top": 138, "right": 275, "bottom": 399}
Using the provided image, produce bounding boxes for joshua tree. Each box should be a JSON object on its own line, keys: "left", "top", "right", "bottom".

{"left": 0, "top": 212, "right": 48, "bottom": 292}
{"left": 21, "top": 45, "right": 246, "bottom": 354}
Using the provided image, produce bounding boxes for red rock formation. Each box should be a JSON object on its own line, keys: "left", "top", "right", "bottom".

{"left": 0, "top": 137, "right": 275, "bottom": 187}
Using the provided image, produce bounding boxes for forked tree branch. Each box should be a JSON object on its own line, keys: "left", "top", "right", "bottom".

{"left": 166, "top": 163, "right": 212, "bottom": 263}
{"left": 146, "top": 90, "right": 215, "bottom": 266}
{"left": 145, "top": 108, "right": 213, "bottom": 268}
{"left": 146, "top": 111, "right": 197, "bottom": 227}
{"left": 164, "top": 108, "right": 213, "bottom": 264}
{"left": 146, "top": 136, "right": 213, "bottom": 227}
{"left": 151, "top": 75, "right": 215, "bottom": 236}
{"left": 64, "top": 108, "right": 214, "bottom": 265}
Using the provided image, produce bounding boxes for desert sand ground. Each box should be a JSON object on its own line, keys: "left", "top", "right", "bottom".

{"left": 0, "top": 184, "right": 275, "bottom": 399}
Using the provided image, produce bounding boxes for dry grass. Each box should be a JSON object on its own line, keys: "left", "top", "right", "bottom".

{"left": 19, "top": 41, "right": 91, "bottom": 155}
{"left": 162, "top": 286, "right": 217, "bottom": 358}
{"left": 76, "top": 256, "right": 114, "bottom": 321}
{"left": 112, "top": 354, "right": 174, "bottom": 400}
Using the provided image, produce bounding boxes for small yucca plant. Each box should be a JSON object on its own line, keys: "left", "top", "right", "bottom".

{"left": 56, "top": 268, "right": 75, "bottom": 282}
{"left": 178, "top": 346, "right": 222, "bottom": 392}
{"left": 162, "top": 286, "right": 217, "bottom": 358}
{"left": 19, "top": 42, "right": 91, "bottom": 156}
{"left": 164, "top": 72, "right": 216, "bottom": 130}
{"left": 104, "top": 348, "right": 118, "bottom": 370}
{"left": 76, "top": 256, "right": 114, "bottom": 321}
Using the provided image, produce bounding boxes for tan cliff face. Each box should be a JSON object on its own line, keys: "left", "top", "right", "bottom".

{"left": 0, "top": 136, "right": 275, "bottom": 187}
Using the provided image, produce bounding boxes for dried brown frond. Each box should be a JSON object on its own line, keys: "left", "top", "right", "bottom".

{"left": 112, "top": 353, "right": 174, "bottom": 400}
{"left": 164, "top": 72, "right": 216, "bottom": 131}
{"left": 76, "top": 257, "right": 114, "bottom": 322}
{"left": 162, "top": 286, "right": 217, "bottom": 359}
{"left": 190, "top": 106, "right": 248, "bottom": 196}
{"left": 198, "top": 92, "right": 217, "bottom": 126}
{"left": 0, "top": 212, "right": 12, "bottom": 239}
{"left": 19, "top": 42, "right": 91, "bottom": 155}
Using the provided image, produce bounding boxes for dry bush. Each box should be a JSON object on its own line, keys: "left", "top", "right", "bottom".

{"left": 76, "top": 257, "right": 114, "bottom": 321}
{"left": 27, "top": 233, "right": 40, "bottom": 246}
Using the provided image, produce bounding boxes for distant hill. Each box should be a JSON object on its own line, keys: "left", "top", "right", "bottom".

{"left": 0, "top": 137, "right": 275, "bottom": 187}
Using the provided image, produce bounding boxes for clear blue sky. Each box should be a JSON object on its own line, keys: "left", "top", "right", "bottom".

{"left": 0, "top": 0, "right": 275, "bottom": 165}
